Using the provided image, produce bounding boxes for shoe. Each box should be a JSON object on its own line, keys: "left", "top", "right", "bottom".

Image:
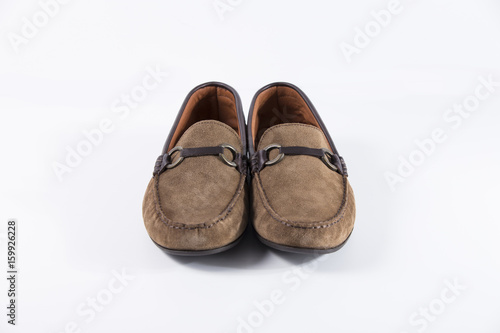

{"left": 142, "top": 82, "right": 249, "bottom": 256}
{"left": 248, "top": 82, "right": 355, "bottom": 254}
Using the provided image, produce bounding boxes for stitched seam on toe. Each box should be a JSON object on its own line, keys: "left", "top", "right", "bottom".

{"left": 255, "top": 173, "right": 348, "bottom": 229}
{"left": 153, "top": 174, "right": 245, "bottom": 230}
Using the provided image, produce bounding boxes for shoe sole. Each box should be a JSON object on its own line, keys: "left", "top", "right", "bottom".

{"left": 255, "top": 231, "right": 352, "bottom": 254}
{"left": 150, "top": 234, "right": 244, "bottom": 256}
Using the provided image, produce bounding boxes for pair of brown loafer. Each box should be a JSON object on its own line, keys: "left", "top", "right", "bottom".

{"left": 142, "top": 82, "right": 355, "bottom": 256}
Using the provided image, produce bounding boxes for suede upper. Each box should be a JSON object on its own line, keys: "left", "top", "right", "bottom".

{"left": 157, "top": 120, "right": 243, "bottom": 225}
{"left": 251, "top": 123, "right": 355, "bottom": 249}
{"left": 257, "top": 123, "right": 344, "bottom": 222}
{"left": 247, "top": 82, "right": 356, "bottom": 251}
{"left": 143, "top": 121, "right": 248, "bottom": 251}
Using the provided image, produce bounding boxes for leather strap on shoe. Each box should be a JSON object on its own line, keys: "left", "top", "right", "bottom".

{"left": 251, "top": 145, "right": 347, "bottom": 176}
{"left": 280, "top": 146, "right": 325, "bottom": 157}
{"left": 153, "top": 144, "right": 247, "bottom": 176}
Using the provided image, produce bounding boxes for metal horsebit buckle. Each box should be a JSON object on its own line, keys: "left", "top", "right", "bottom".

{"left": 262, "top": 144, "right": 338, "bottom": 172}
{"left": 165, "top": 144, "right": 239, "bottom": 169}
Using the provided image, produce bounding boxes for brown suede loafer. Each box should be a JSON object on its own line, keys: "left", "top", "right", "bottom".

{"left": 248, "top": 82, "right": 356, "bottom": 254}
{"left": 142, "top": 82, "right": 249, "bottom": 256}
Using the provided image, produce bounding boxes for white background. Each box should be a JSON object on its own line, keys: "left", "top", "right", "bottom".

{"left": 1, "top": 0, "right": 499, "bottom": 332}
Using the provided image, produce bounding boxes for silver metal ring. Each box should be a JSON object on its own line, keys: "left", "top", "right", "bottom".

{"left": 321, "top": 149, "right": 338, "bottom": 171}
{"left": 219, "top": 144, "right": 238, "bottom": 167}
{"left": 166, "top": 146, "right": 184, "bottom": 169}
{"left": 264, "top": 144, "right": 285, "bottom": 166}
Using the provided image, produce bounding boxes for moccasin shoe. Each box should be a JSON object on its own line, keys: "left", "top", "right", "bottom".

{"left": 142, "top": 82, "right": 249, "bottom": 256}
{"left": 248, "top": 82, "right": 355, "bottom": 254}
